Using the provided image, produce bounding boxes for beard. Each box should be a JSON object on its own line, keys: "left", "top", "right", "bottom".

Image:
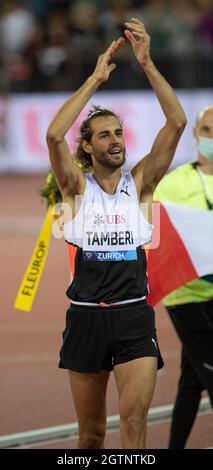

{"left": 92, "top": 148, "right": 126, "bottom": 169}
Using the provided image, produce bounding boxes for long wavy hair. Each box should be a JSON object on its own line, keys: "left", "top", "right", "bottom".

{"left": 75, "top": 106, "right": 123, "bottom": 171}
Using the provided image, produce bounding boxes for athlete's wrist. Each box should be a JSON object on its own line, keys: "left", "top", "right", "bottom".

{"left": 88, "top": 74, "right": 104, "bottom": 87}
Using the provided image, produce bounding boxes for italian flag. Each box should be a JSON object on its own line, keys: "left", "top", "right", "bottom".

{"left": 147, "top": 203, "right": 213, "bottom": 306}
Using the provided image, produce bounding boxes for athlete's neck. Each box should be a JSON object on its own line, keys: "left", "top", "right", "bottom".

{"left": 91, "top": 168, "right": 122, "bottom": 195}
{"left": 197, "top": 155, "right": 213, "bottom": 175}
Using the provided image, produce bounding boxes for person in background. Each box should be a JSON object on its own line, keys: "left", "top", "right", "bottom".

{"left": 154, "top": 106, "right": 213, "bottom": 449}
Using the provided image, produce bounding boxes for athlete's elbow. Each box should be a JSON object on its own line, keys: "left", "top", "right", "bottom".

{"left": 46, "top": 127, "right": 63, "bottom": 145}
{"left": 173, "top": 115, "right": 187, "bottom": 132}
{"left": 167, "top": 113, "right": 187, "bottom": 133}
{"left": 178, "top": 116, "right": 187, "bottom": 131}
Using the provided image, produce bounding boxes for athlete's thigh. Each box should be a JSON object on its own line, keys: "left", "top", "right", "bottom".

{"left": 68, "top": 369, "right": 110, "bottom": 431}
{"left": 114, "top": 357, "right": 157, "bottom": 416}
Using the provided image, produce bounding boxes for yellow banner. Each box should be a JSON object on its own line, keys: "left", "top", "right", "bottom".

{"left": 14, "top": 207, "right": 53, "bottom": 312}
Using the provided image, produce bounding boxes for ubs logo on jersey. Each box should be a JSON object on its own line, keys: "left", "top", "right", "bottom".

{"left": 94, "top": 214, "right": 104, "bottom": 225}
{"left": 106, "top": 215, "right": 126, "bottom": 224}
{"left": 93, "top": 214, "right": 126, "bottom": 224}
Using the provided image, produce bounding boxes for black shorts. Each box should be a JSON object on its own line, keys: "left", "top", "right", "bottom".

{"left": 59, "top": 299, "right": 164, "bottom": 373}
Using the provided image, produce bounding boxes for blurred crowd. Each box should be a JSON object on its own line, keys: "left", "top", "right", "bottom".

{"left": 0, "top": 0, "right": 213, "bottom": 92}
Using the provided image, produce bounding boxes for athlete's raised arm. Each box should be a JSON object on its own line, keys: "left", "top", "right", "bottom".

{"left": 125, "top": 19, "right": 187, "bottom": 201}
{"left": 46, "top": 38, "right": 125, "bottom": 199}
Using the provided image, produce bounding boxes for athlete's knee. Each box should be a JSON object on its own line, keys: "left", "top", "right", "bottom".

{"left": 79, "top": 426, "right": 105, "bottom": 449}
{"left": 121, "top": 407, "right": 148, "bottom": 436}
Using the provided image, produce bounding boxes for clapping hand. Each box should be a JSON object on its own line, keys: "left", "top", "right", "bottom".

{"left": 124, "top": 18, "right": 151, "bottom": 67}
{"left": 92, "top": 37, "right": 125, "bottom": 83}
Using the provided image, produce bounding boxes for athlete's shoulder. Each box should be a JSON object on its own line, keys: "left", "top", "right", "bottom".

{"left": 123, "top": 170, "right": 134, "bottom": 182}
{"left": 85, "top": 172, "right": 96, "bottom": 191}
{"left": 85, "top": 172, "right": 92, "bottom": 181}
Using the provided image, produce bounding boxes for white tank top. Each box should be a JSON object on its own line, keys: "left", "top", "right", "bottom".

{"left": 64, "top": 171, "right": 153, "bottom": 262}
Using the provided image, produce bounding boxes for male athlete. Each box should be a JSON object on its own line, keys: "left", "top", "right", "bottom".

{"left": 46, "top": 18, "right": 187, "bottom": 449}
